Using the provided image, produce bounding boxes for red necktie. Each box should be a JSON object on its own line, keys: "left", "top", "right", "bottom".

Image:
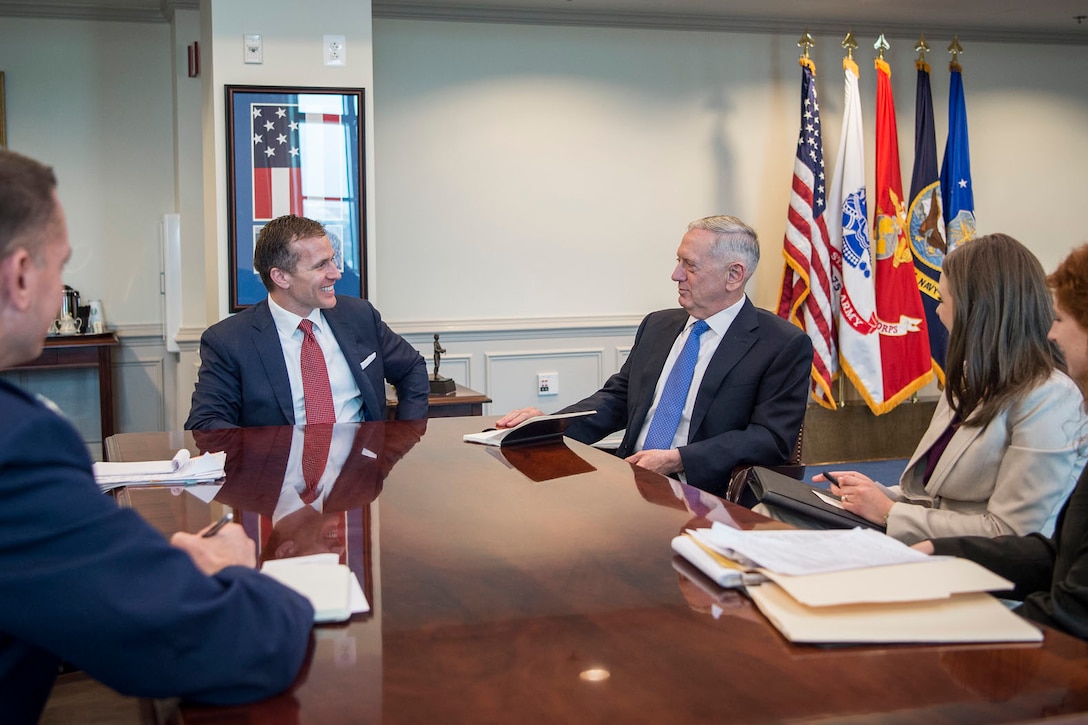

{"left": 299, "top": 319, "right": 336, "bottom": 504}
{"left": 299, "top": 319, "right": 336, "bottom": 425}
{"left": 300, "top": 424, "right": 332, "bottom": 504}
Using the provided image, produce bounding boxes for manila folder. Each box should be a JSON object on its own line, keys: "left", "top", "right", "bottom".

{"left": 748, "top": 583, "right": 1042, "bottom": 645}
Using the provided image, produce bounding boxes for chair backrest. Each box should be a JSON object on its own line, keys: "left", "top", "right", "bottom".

{"left": 724, "top": 423, "right": 805, "bottom": 503}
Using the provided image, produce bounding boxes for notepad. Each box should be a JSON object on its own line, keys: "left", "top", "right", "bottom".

{"left": 262, "top": 558, "right": 355, "bottom": 623}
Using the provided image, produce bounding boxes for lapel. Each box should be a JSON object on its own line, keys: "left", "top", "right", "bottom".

{"left": 322, "top": 302, "right": 381, "bottom": 421}
{"left": 689, "top": 299, "right": 758, "bottom": 435}
{"left": 925, "top": 412, "right": 984, "bottom": 499}
{"left": 902, "top": 395, "right": 984, "bottom": 497}
{"left": 627, "top": 311, "right": 688, "bottom": 438}
{"left": 250, "top": 301, "right": 296, "bottom": 424}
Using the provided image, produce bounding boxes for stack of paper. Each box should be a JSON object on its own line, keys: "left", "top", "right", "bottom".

{"left": 261, "top": 553, "right": 369, "bottom": 623}
{"left": 672, "top": 523, "right": 1042, "bottom": 644}
{"left": 93, "top": 450, "right": 227, "bottom": 492}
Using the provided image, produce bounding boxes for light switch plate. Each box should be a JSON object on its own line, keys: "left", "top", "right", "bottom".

{"left": 244, "top": 34, "right": 263, "bottom": 64}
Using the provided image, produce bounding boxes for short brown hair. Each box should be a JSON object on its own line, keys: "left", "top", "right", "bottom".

{"left": 0, "top": 149, "right": 58, "bottom": 261}
{"left": 253, "top": 215, "right": 327, "bottom": 291}
{"left": 1048, "top": 244, "right": 1088, "bottom": 331}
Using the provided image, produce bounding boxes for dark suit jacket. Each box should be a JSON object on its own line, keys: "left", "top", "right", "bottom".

{"left": 559, "top": 300, "right": 813, "bottom": 496}
{"left": 0, "top": 379, "right": 314, "bottom": 722}
{"left": 185, "top": 296, "right": 428, "bottom": 430}
{"left": 933, "top": 463, "right": 1088, "bottom": 640}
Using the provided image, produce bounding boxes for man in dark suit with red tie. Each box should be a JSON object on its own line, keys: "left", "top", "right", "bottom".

{"left": 498, "top": 215, "right": 813, "bottom": 496}
{"left": 185, "top": 214, "right": 428, "bottom": 430}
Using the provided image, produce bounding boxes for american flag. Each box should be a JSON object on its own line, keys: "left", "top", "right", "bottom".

{"left": 252, "top": 103, "right": 303, "bottom": 220}
{"left": 777, "top": 58, "right": 837, "bottom": 409}
{"left": 251, "top": 105, "right": 348, "bottom": 221}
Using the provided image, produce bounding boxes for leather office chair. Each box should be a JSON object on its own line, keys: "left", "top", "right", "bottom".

{"left": 724, "top": 424, "right": 805, "bottom": 503}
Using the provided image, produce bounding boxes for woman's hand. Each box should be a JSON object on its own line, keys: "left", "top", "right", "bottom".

{"left": 813, "top": 470, "right": 893, "bottom": 526}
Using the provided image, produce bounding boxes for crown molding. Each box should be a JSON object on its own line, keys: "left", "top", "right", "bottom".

{"left": 0, "top": 0, "right": 196, "bottom": 23}
{"left": 371, "top": 3, "right": 1088, "bottom": 46}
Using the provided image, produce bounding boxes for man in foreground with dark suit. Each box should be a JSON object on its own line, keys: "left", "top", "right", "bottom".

{"left": 186, "top": 214, "right": 428, "bottom": 429}
{"left": 0, "top": 149, "right": 314, "bottom": 722}
{"left": 498, "top": 215, "right": 813, "bottom": 496}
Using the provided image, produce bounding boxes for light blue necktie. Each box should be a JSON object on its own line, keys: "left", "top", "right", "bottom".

{"left": 643, "top": 319, "right": 710, "bottom": 450}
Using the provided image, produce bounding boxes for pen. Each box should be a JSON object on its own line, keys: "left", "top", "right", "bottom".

{"left": 202, "top": 513, "right": 233, "bottom": 538}
{"left": 820, "top": 471, "right": 845, "bottom": 501}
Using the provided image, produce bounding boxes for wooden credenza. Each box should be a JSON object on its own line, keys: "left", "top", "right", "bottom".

{"left": 386, "top": 382, "right": 491, "bottom": 419}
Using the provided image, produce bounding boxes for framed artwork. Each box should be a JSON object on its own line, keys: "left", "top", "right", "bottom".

{"left": 225, "top": 85, "right": 366, "bottom": 311}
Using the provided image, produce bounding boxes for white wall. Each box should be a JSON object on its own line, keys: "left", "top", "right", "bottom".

{"left": 3, "top": 11, "right": 1087, "bottom": 432}
{"left": 0, "top": 17, "right": 175, "bottom": 328}
{"left": 372, "top": 20, "right": 1088, "bottom": 322}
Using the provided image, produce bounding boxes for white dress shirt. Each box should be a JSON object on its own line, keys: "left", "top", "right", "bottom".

{"left": 267, "top": 296, "right": 365, "bottom": 423}
{"left": 634, "top": 295, "right": 747, "bottom": 453}
{"left": 272, "top": 424, "right": 358, "bottom": 522}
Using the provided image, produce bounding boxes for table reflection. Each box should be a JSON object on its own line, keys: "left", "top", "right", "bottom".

{"left": 191, "top": 421, "right": 426, "bottom": 610}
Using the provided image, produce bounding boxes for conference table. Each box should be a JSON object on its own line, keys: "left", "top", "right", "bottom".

{"left": 104, "top": 417, "right": 1088, "bottom": 723}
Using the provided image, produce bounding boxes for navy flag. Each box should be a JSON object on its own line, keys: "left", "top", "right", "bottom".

{"left": 907, "top": 57, "right": 949, "bottom": 383}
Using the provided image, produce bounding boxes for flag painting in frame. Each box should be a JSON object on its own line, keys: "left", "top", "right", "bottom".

{"left": 225, "top": 85, "right": 366, "bottom": 311}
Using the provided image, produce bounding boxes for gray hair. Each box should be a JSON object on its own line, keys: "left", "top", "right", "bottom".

{"left": 687, "top": 215, "right": 760, "bottom": 280}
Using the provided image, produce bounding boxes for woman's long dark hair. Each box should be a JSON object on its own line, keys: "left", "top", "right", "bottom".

{"left": 942, "top": 233, "right": 1062, "bottom": 427}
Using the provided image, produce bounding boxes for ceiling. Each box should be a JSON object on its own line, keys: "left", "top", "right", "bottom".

{"left": 0, "top": 0, "right": 1086, "bottom": 45}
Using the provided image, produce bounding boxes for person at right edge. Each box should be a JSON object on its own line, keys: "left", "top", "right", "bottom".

{"left": 0, "top": 148, "right": 314, "bottom": 723}
{"left": 496, "top": 215, "right": 813, "bottom": 497}
{"left": 914, "top": 243, "right": 1088, "bottom": 641}
{"left": 817, "top": 234, "right": 1085, "bottom": 543}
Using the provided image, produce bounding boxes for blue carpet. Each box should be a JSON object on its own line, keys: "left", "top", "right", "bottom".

{"left": 801, "top": 458, "right": 911, "bottom": 490}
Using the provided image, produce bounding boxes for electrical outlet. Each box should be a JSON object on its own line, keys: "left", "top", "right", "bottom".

{"left": 537, "top": 372, "right": 559, "bottom": 396}
{"left": 323, "top": 34, "right": 346, "bottom": 67}
{"left": 243, "top": 34, "right": 262, "bottom": 64}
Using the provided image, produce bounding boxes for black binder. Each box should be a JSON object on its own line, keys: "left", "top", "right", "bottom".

{"left": 738, "top": 466, "right": 886, "bottom": 532}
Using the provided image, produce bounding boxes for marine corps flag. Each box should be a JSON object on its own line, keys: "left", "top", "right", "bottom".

{"left": 872, "top": 51, "right": 933, "bottom": 412}
{"left": 777, "top": 53, "right": 837, "bottom": 410}
{"left": 906, "top": 53, "right": 950, "bottom": 383}
{"left": 827, "top": 50, "right": 883, "bottom": 413}
{"left": 941, "top": 43, "right": 976, "bottom": 248}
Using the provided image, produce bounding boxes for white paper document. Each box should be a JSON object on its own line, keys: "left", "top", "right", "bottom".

{"left": 262, "top": 553, "right": 369, "bottom": 623}
{"left": 696, "top": 522, "right": 927, "bottom": 576}
{"left": 93, "top": 450, "right": 227, "bottom": 491}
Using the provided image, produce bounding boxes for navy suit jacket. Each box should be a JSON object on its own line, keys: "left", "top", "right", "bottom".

{"left": 0, "top": 379, "right": 314, "bottom": 722}
{"left": 560, "top": 300, "right": 813, "bottom": 496}
{"left": 185, "top": 296, "right": 428, "bottom": 430}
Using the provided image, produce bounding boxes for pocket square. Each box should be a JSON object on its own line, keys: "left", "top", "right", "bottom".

{"left": 360, "top": 352, "right": 377, "bottom": 371}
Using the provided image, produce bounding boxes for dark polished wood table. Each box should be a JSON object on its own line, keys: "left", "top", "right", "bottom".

{"left": 100, "top": 418, "right": 1088, "bottom": 724}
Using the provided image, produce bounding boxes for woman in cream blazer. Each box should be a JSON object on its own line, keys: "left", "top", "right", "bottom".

{"left": 819, "top": 234, "right": 1086, "bottom": 544}
{"left": 883, "top": 370, "right": 1083, "bottom": 543}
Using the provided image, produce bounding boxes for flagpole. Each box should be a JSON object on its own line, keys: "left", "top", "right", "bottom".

{"left": 837, "top": 29, "right": 855, "bottom": 414}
